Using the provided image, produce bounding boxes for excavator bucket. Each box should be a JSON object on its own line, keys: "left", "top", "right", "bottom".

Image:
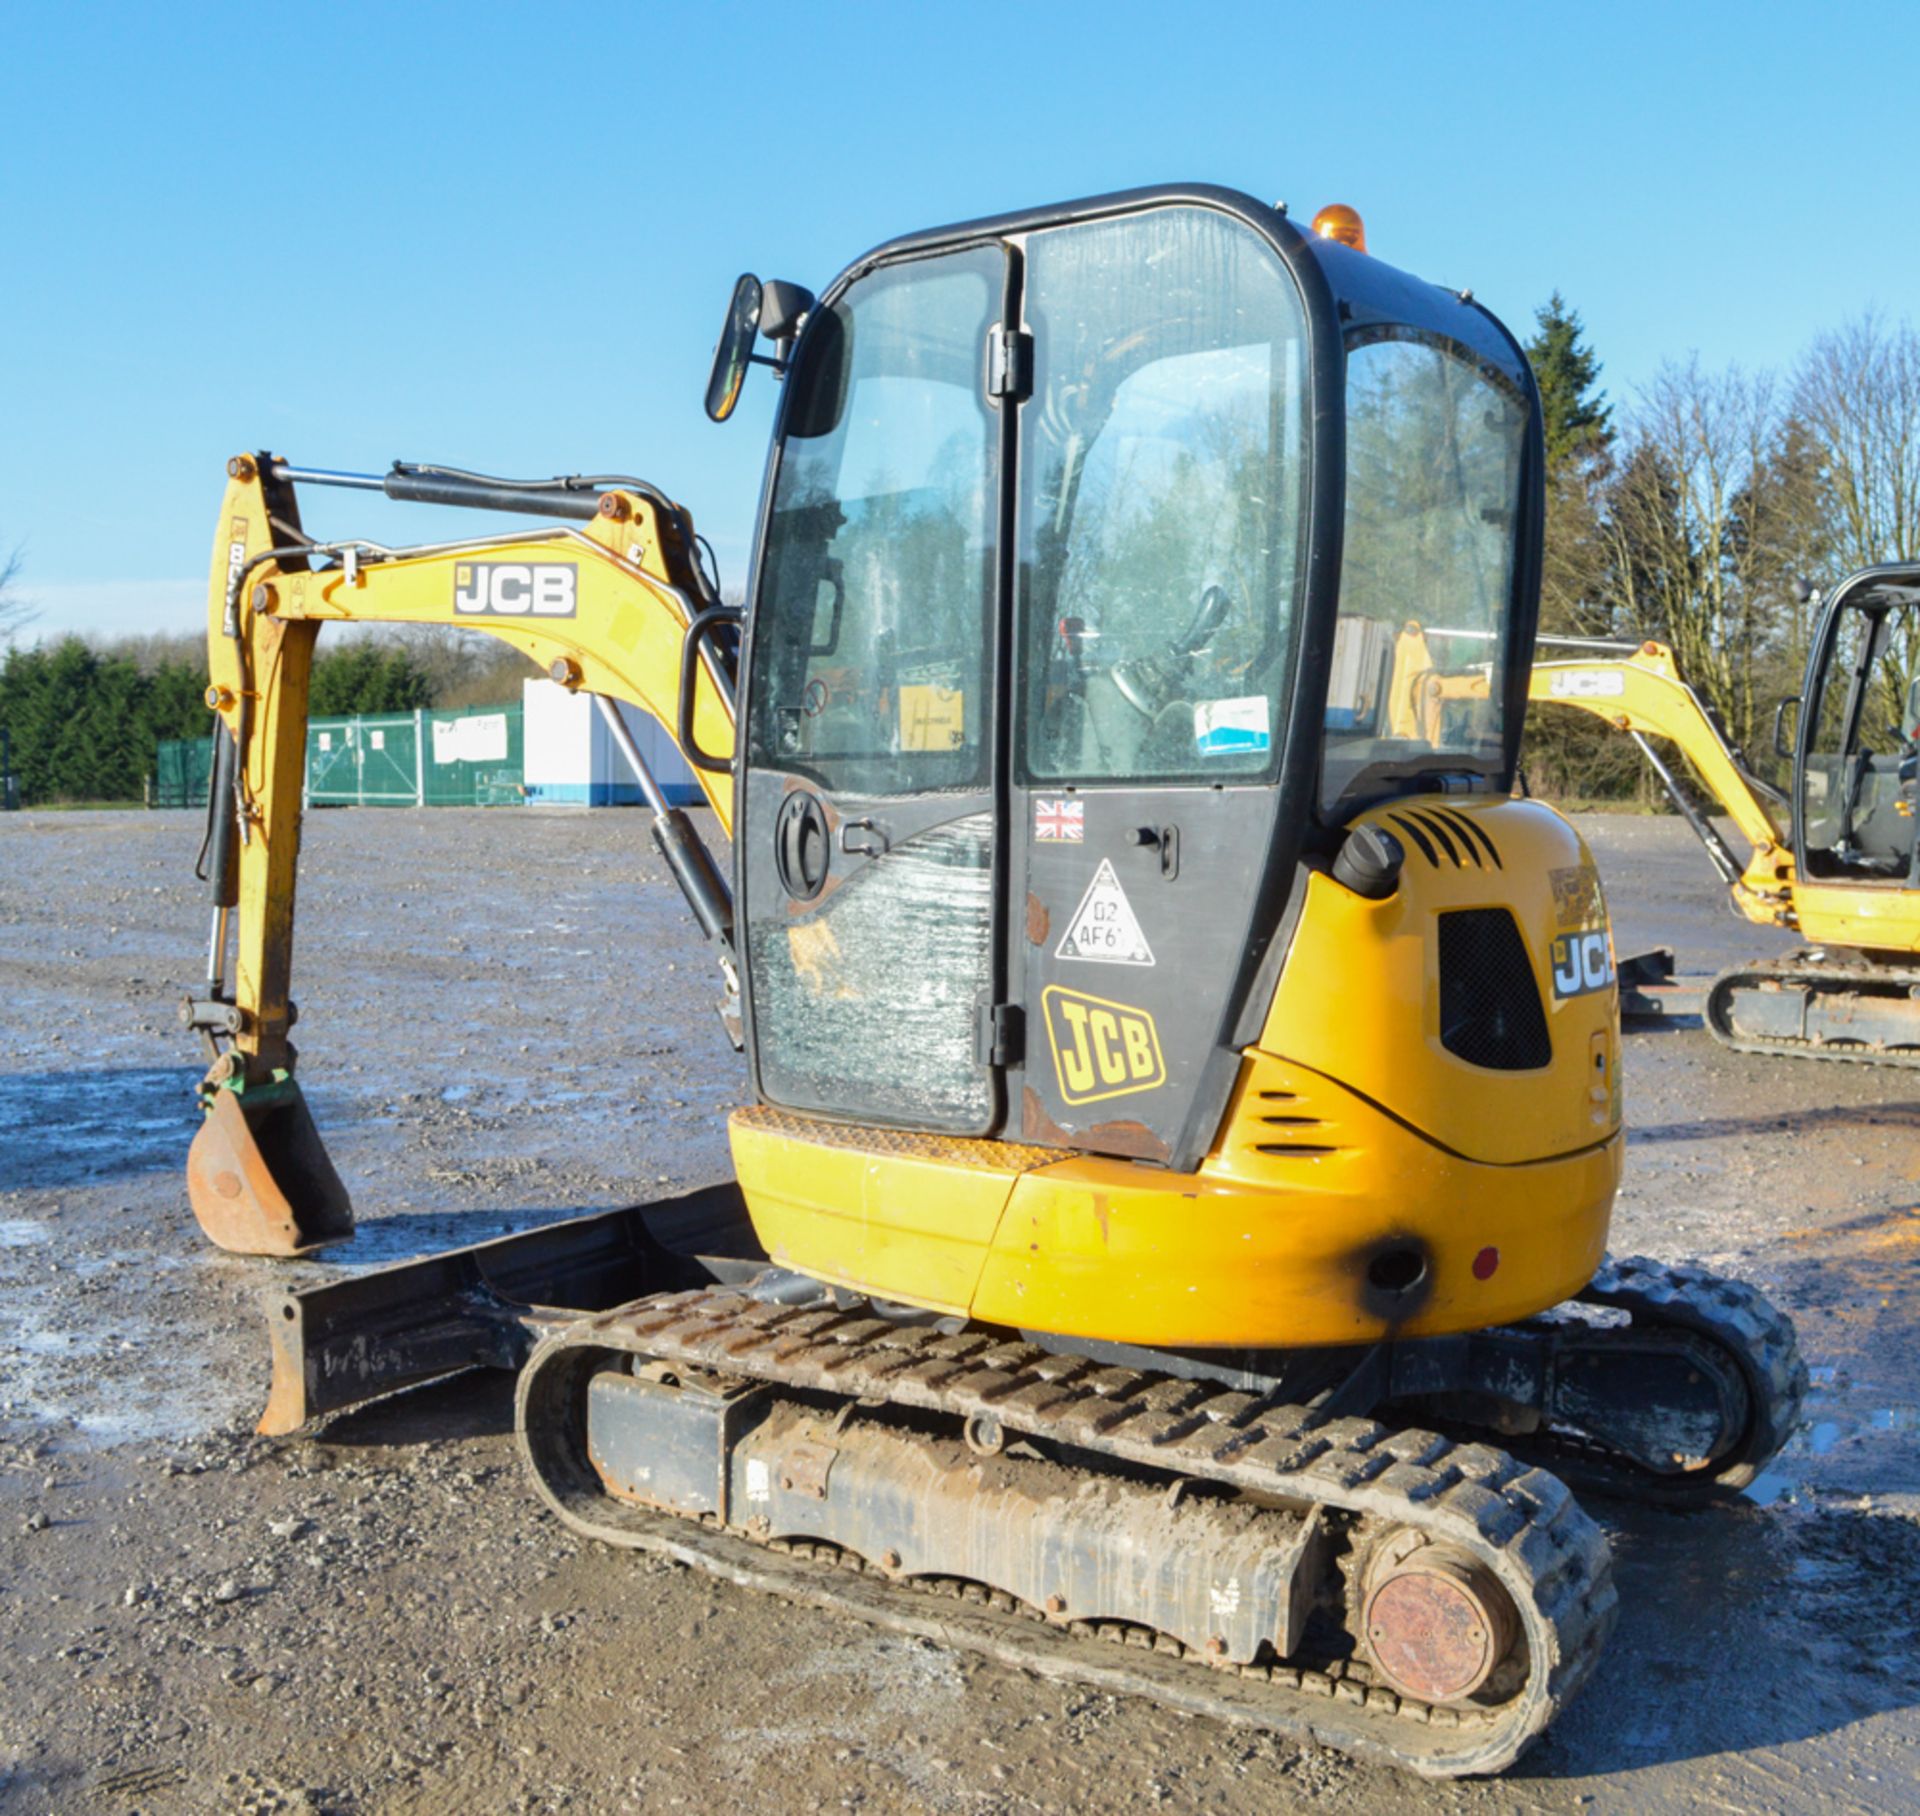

{"left": 186, "top": 1080, "right": 354, "bottom": 1257}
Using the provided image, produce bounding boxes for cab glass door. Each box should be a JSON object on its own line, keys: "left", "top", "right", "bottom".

{"left": 741, "top": 247, "right": 1006, "bottom": 1130}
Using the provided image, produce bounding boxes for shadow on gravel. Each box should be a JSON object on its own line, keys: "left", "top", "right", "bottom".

{"left": 318, "top": 1368, "right": 521, "bottom": 1448}
{"left": 1620, "top": 1012, "right": 1703, "bottom": 1036}
{"left": 1530, "top": 1208, "right": 1920, "bottom": 1775}
{"left": 0, "top": 1066, "right": 199, "bottom": 1191}
{"left": 1523, "top": 1498, "right": 1920, "bottom": 1777}
{"left": 1630, "top": 1100, "right": 1920, "bottom": 1143}
{"left": 1760, "top": 1209, "right": 1920, "bottom": 1495}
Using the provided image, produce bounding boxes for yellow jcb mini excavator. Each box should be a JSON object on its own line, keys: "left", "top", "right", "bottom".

{"left": 1395, "top": 585, "right": 1920, "bottom": 1065}
{"left": 182, "top": 185, "right": 1804, "bottom": 1778}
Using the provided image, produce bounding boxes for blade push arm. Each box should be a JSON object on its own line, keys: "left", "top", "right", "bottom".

{"left": 189, "top": 453, "right": 741, "bottom": 1255}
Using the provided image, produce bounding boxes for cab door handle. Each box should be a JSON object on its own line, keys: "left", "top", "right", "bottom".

{"left": 840, "top": 818, "right": 889, "bottom": 858}
{"left": 1126, "top": 823, "right": 1179, "bottom": 879}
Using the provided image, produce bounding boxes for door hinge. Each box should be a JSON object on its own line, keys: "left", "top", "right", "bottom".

{"left": 976, "top": 1001, "right": 1025, "bottom": 1068}
{"left": 987, "top": 327, "right": 1033, "bottom": 401}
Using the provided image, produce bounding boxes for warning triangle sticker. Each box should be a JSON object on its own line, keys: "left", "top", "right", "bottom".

{"left": 1055, "top": 859, "right": 1155, "bottom": 966}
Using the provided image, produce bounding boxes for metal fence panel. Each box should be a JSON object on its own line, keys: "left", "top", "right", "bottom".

{"left": 423, "top": 706, "right": 524, "bottom": 806}
{"left": 306, "top": 714, "right": 423, "bottom": 806}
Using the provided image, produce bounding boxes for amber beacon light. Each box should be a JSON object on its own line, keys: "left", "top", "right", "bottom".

{"left": 1311, "top": 202, "right": 1368, "bottom": 253}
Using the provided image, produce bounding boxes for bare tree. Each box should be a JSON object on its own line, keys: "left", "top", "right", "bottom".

{"left": 0, "top": 546, "right": 34, "bottom": 643}
{"left": 1790, "top": 311, "right": 1920, "bottom": 701}
{"left": 1793, "top": 311, "right": 1920, "bottom": 572}
{"left": 389, "top": 622, "right": 541, "bottom": 710}
{"left": 1606, "top": 360, "right": 1774, "bottom": 746}
{"left": 1601, "top": 359, "right": 1828, "bottom": 763}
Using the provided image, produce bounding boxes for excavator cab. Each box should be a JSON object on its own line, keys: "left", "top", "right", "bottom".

{"left": 1797, "top": 566, "right": 1920, "bottom": 885}
{"left": 731, "top": 186, "right": 1541, "bottom": 1165}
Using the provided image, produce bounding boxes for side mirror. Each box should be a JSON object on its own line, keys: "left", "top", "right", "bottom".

{"left": 1772, "top": 694, "right": 1800, "bottom": 761}
{"left": 1906, "top": 675, "right": 1920, "bottom": 737}
{"left": 704, "top": 276, "right": 817, "bottom": 424}
{"left": 705, "top": 274, "right": 763, "bottom": 423}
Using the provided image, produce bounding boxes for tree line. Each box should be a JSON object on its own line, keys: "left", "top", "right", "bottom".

{"left": 0, "top": 627, "right": 534, "bottom": 805}
{"left": 1520, "top": 301, "right": 1920, "bottom": 799}
{"left": 4, "top": 299, "right": 1916, "bottom": 805}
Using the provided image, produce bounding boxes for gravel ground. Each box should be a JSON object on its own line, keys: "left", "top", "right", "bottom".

{"left": 0, "top": 805, "right": 1916, "bottom": 1814}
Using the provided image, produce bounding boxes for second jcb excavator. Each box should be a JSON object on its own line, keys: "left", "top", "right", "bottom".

{"left": 1399, "top": 575, "right": 1920, "bottom": 1066}
{"left": 180, "top": 185, "right": 1804, "bottom": 1778}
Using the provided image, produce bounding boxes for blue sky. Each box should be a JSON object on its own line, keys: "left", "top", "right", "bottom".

{"left": 5, "top": 0, "right": 1918, "bottom": 640}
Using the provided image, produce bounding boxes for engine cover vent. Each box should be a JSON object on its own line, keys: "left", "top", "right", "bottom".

{"left": 1390, "top": 808, "right": 1502, "bottom": 869}
{"left": 1438, "top": 909, "right": 1551, "bottom": 1070}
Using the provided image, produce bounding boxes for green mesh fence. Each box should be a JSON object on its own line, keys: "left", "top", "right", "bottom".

{"left": 306, "top": 706, "right": 523, "bottom": 807}
{"left": 423, "top": 705, "right": 525, "bottom": 806}
{"left": 154, "top": 705, "right": 524, "bottom": 809}
{"left": 306, "top": 713, "right": 421, "bottom": 805}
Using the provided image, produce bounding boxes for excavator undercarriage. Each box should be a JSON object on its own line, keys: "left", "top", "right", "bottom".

{"left": 1706, "top": 953, "right": 1920, "bottom": 1066}
{"left": 252, "top": 1177, "right": 1801, "bottom": 1778}
{"left": 254, "top": 1182, "right": 1802, "bottom": 1777}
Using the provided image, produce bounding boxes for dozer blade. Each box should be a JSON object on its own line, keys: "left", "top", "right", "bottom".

{"left": 257, "top": 1184, "right": 759, "bottom": 1436}
{"left": 187, "top": 1079, "right": 355, "bottom": 1258}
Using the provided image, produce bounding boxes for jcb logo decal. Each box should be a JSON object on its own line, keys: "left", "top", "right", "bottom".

{"left": 1551, "top": 927, "right": 1615, "bottom": 999}
{"left": 1043, "top": 986, "right": 1166, "bottom": 1105}
{"left": 453, "top": 562, "right": 578, "bottom": 617}
{"left": 1547, "top": 670, "right": 1625, "bottom": 700}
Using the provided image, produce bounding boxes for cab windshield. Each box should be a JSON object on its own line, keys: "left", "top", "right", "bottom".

{"left": 1320, "top": 329, "right": 1528, "bottom": 811}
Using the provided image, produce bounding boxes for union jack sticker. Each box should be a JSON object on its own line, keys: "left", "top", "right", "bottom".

{"left": 1034, "top": 798, "right": 1084, "bottom": 842}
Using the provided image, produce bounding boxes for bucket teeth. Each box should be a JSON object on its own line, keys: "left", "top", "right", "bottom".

{"left": 187, "top": 1078, "right": 354, "bottom": 1257}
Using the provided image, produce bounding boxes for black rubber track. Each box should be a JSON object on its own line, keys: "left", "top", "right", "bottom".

{"left": 518, "top": 1289, "right": 1618, "bottom": 1778}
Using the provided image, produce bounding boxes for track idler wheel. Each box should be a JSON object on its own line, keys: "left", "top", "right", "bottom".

{"left": 187, "top": 1071, "right": 353, "bottom": 1257}
{"left": 1359, "top": 1529, "right": 1519, "bottom": 1706}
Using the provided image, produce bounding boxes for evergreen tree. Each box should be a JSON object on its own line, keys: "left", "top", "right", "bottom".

{"left": 308, "top": 643, "right": 434, "bottom": 716}
{"left": 0, "top": 639, "right": 155, "bottom": 801}
{"left": 0, "top": 633, "right": 433, "bottom": 803}
{"left": 1526, "top": 293, "right": 1613, "bottom": 474}
{"left": 1518, "top": 295, "right": 1631, "bottom": 797}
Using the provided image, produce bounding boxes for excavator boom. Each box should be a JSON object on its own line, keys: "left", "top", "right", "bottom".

{"left": 1398, "top": 630, "right": 1797, "bottom": 924}
{"left": 188, "top": 455, "right": 741, "bottom": 1254}
{"left": 1521, "top": 644, "right": 1795, "bottom": 921}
